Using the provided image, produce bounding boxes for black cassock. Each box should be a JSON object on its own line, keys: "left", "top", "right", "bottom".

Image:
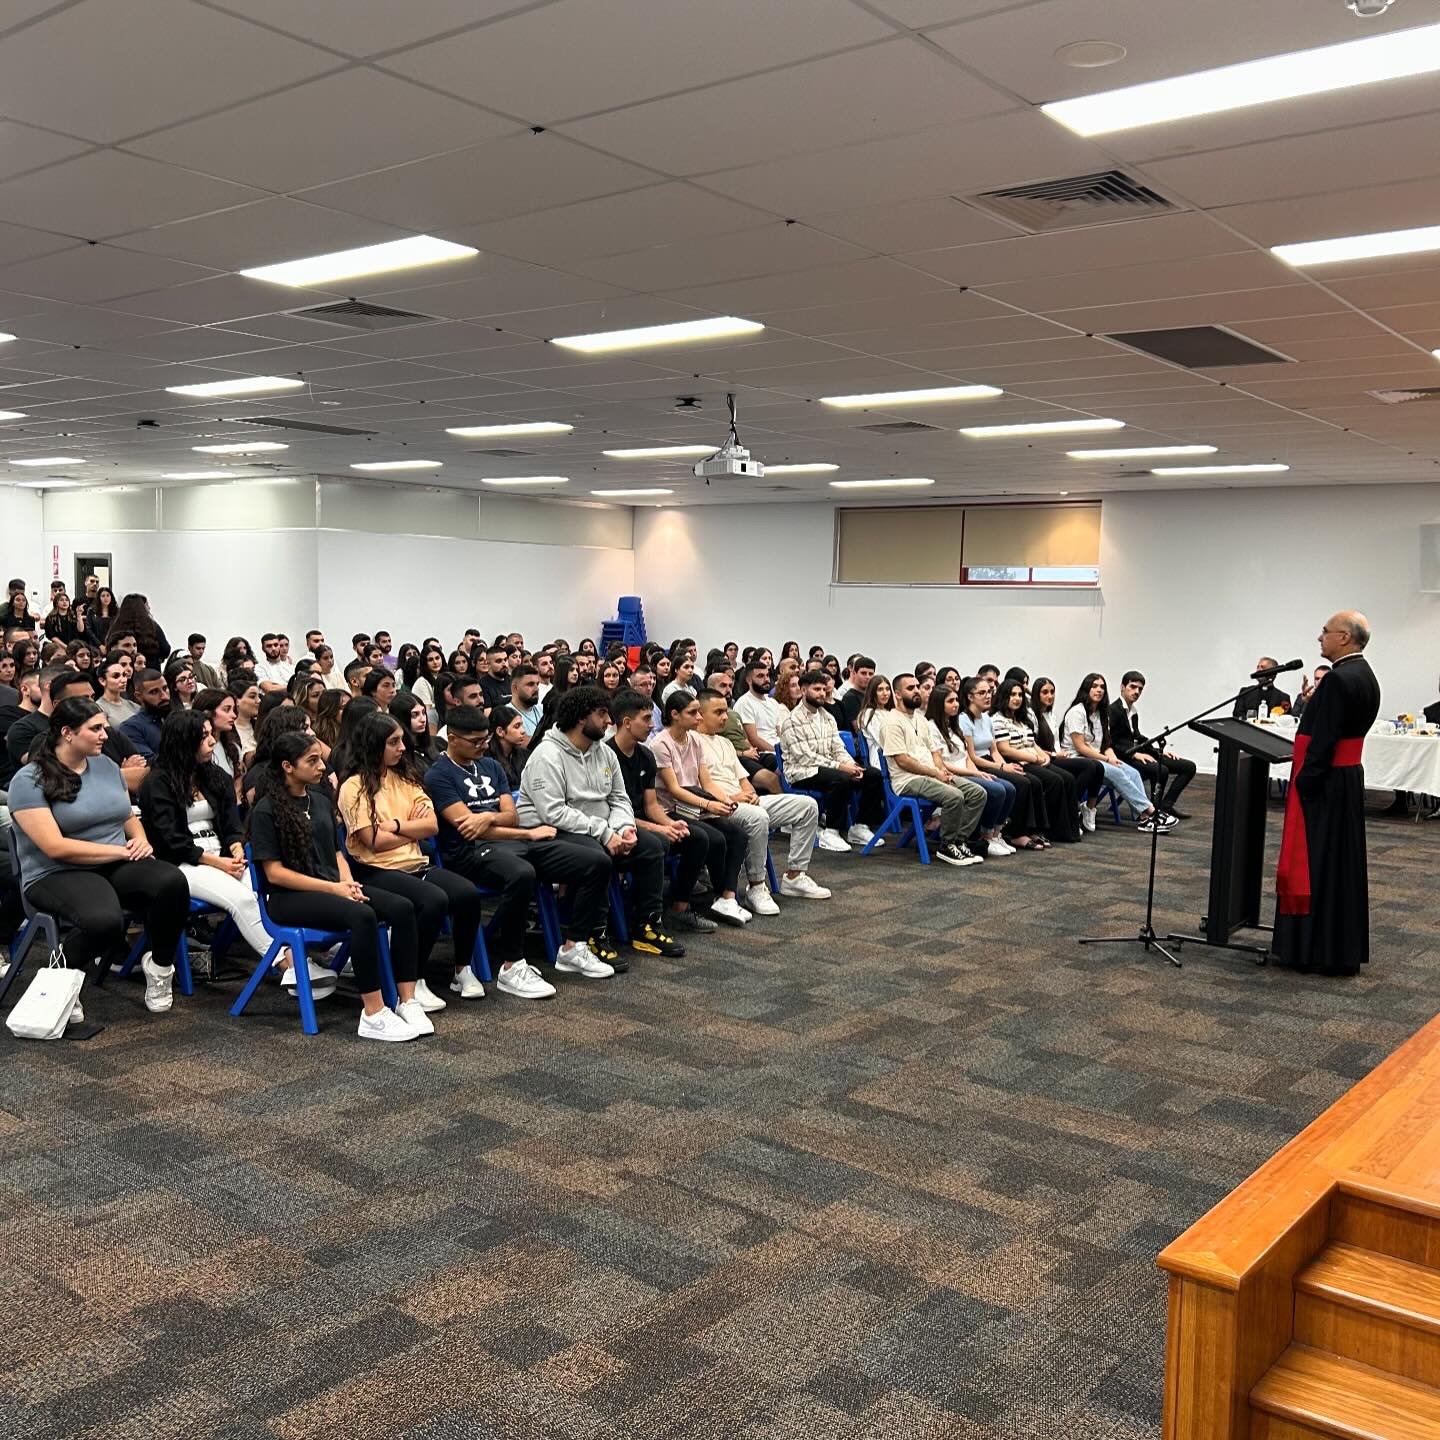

{"left": 1272, "top": 653, "right": 1381, "bottom": 976}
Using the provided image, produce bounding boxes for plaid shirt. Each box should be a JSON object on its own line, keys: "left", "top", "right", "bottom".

{"left": 777, "top": 702, "right": 849, "bottom": 782}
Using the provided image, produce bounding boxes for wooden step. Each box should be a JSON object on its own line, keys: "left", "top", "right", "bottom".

{"left": 1251, "top": 1345, "right": 1440, "bottom": 1440}
{"left": 1333, "top": 1191, "right": 1440, "bottom": 1271}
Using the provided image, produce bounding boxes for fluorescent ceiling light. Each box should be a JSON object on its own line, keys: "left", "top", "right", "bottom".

{"left": 165, "top": 375, "right": 304, "bottom": 398}
{"left": 1067, "top": 444, "right": 1216, "bottom": 459}
{"left": 1272, "top": 223, "right": 1440, "bottom": 268}
{"left": 444, "top": 421, "right": 573, "bottom": 438}
{"left": 0, "top": 410, "right": 27, "bottom": 421}
{"left": 830, "top": 478, "right": 935, "bottom": 490}
{"left": 764, "top": 463, "right": 839, "bottom": 474}
{"left": 162, "top": 470, "right": 247, "bottom": 480}
{"left": 14, "top": 477, "right": 82, "bottom": 488}
{"left": 961, "top": 419, "right": 1123, "bottom": 438}
{"left": 0, "top": 332, "right": 14, "bottom": 343}
{"left": 1042, "top": 21, "right": 1440, "bottom": 136}
{"left": 1151, "top": 463, "right": 1290, "bottom": 476}
{"left": 592, "top": 487, "right": 675, "bottom": 497}
{"left": 11, "top": 455, "right": 85, "bottom": 466}
{"left": 192, "top": 441, "right": 288, "bottom": 454}
{"left": 820, "top": 384, "right": 1002, "bottom": 408}
{"left": 602, "top": 445, "right": 712, "bottom": 459}
{"left": 552, "top": 316, "right": 762, "bottom": 354}
{"left": 350, "top": 460, "right": 443, "bottom": 472}
{"left": 239, "top": 235, "right": 478, "bottom": 288}
{"left": 481, "top": 476, "right": 570, "bottom": 487}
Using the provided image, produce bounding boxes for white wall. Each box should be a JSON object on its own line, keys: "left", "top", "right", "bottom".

{"left": 635, "top": 485, "right": 1440, "bottom": 769}
{"left": 0, "top": 485, "right": 45, "bottom": 597}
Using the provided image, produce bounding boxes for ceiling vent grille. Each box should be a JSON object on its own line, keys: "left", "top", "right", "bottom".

{"left": 855, "top": 420, "right": 941, "bottom": 434}
{"left": 1370, "top": 386, "right": 1440, "bottom": 404}
{"left": 291, "top": 300, "right": 436, "bottom": 331}
{"left": 229, "top": 417, "right": 377, "bottom": 436}
{"left": 968, "top": 169, "right": 1177, "bottom": 233}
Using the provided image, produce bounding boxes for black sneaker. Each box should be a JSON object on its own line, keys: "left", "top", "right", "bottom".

{"left": 665, "top": 907, "right": 718, "bottom": 934}
{"left": 588, "top": 933, "right": 629, "bottom": 973}
{"left": 936, "top": 841, "right": 983, "bottom": 868}
{"left": 633, "top": 920, "right": 685, "bottom": 958}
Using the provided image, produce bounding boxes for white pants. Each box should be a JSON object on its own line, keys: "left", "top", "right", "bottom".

{"left": 729, "top": 793, "right": 819, "bottom": 881}
{"left": 179, "top": 862, "right": 271, "bottom": 957}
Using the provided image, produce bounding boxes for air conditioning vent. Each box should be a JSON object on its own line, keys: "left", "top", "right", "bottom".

{"left": 968, "top": 169, "right": 1177, "bottom": 233}
{"left": 228, "top": 417, "right": 377, "bottom": 436}
{"left": 856, "top": 420, "right": 941, "bottom": 434}
{"left": 467, "top": 447, "right": 532, "bottom": 458}
{"left": 1107, "top": 326, "right": 1291, "bottom": 369}
{"left": 290, "top": 301, "right": 436, "bottom": 331}
{"left": 1371, "top": 386, "right": 1440, "bottom": 404}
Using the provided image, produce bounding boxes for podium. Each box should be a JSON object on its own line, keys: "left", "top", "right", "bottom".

{"left": 1184, "top": 718, "right": 1294, "bottom": 954}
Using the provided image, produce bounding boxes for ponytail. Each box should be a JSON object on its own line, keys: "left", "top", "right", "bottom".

{"left": 34, "top": 697, "right": 103, "bottom": 805}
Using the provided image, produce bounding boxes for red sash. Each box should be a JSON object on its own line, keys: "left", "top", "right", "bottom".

{"left": 1275, "top": 735, "right": 1364, "bottom": 916}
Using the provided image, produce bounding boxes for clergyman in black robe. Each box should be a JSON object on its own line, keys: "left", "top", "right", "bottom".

{"left": 1273, "top": 612, "right": 1380, "bottom": 976}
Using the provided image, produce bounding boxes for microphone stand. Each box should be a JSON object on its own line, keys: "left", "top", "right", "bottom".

{"left": 1077, "top": 680, "right": 1269, "bottom": 969}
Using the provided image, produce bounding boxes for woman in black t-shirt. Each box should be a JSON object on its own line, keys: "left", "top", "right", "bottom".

{"left": 246, "top": 732, "right": 430, "bottom": 1043}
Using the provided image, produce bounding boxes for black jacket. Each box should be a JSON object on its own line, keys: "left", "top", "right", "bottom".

{"left": 1108, "top": 700, "right": 1150, "bottom": 757}
{"left": 139, "top": 762, "right": 243, "bottom": 866}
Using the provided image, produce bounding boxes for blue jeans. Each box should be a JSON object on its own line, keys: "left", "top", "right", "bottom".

{"left": 971, "top": 774, "right": 1016, "bottom": 830}
{"left": 1102, "top": 760, "right": 1151, "bottom": 817}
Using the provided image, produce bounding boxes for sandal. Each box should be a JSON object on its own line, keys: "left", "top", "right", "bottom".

{"left": 1010, "top": 836, "right": 1040, "bottom": 851}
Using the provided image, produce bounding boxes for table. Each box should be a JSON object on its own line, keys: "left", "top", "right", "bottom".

{"left": 1359, "top": 731, "right": 1440, "bottom": 796}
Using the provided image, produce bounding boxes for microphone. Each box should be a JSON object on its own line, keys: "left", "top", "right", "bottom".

{"left": 1251, "top": 658, "right": 1303, "bottom": 680}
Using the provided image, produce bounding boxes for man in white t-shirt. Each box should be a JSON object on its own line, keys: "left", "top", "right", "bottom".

{"left": 254, "top": 633, "right": 296, "bottom": 693}
{"left": 732, "top": 661, "right": 785, "bottom": 755}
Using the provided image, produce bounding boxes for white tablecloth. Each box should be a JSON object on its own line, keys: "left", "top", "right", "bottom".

{"left": 1359, "top": 732, "right": 1440, "bottom": 795}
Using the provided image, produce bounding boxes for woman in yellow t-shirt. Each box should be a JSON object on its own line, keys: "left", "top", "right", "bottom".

{"left": 336, "top": 712, "right": 486, "bottom": 1010}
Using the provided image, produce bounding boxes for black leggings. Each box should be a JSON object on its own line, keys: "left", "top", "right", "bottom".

{"left": 266, "top": 884, "right": 418, "bottom": 993}
{"left": 673, "top": 816, "right": 746, "bottom": 902}
{"left": 349, "top": 861, "right": 483, "bottom": 976}
{"left": 1023, "top": 760, "right": 1081, "bottom": 842}
{"left": 26, "top": 858, "right": 189, "bottom": 971}
{"left": 1049, "top": 754, "right": 1105, "bottom": 802}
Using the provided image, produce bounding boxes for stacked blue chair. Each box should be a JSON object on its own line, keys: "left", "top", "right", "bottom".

{"left": 599, "top": 595, "right": 648, "bottom": 656}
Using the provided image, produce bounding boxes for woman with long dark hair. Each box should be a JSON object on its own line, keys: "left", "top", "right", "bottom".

{"left": 12, "top": 636, "right": 40, "bottom": 680}
{"left": 856, "top": 674, "right": 892, "bottom": 757}
{"left": 925, "top": 686, "right": 1015, "bottom": 856}
{"left": 43, "top": 593, "right": 79, "bottom": 643}
{"left": 164, "top": 657, "right": 197, "bottom": 710}
{"left": 1030, "top": 676, "right": 1104, "bottom": 825}
{"left": 227, "top": 674, "right": 262, "bottom": 760}
{"left": 109, "top": 593, "right": 169, "bottom": 666}
{"left": 445, "top": 647, "right": 470, "bottom": 679}
{"left": 95, "top": 655, "right": 138, "bottom": 728}
{"left": 193, "top": 686, "right": 243, "bottom": 787}
{"left": 409, "top": 644, "right": 446, "bottom": 726}
{"left": 80, "top": 585, "right": 118, "bottom": 648}
{"left": 8, "top": 697, "right": 189, "bottom": 1014}
{"left": 1060, "top": 672, "right": 1170, "bottom": 833}
{"left": 0, "top": 648, "right": 15, "bottom": 694}
{"left": 0, "top": 588, "right": 34, "bottom": 631}
{"left": 486, "top": 704, "right": 529, "bottom": 790}
{"left": 243, "top": 705, "right": 313, "bottom": 808}
{"left": 220, "top": 636, "right": 255, "bottom": 683}
{"left": 66, "top": 638, "right": 95, "bottom": 677}
{"left": 247, "top": 731, "right": 429, "bottom": 1041}
{"left": 312, "top": 689, "right": 349, "bottom": 751}
{"left": 389, "top": 692, "right": 438, "bottom": 772}
{"left": 991, "top": 678, "right": 1080, "bottom": 843}
{"left": 660, "top": 655, "right": 695, "bottom": 704}
{"left": 336, "top": 712, "right": 484, "bottom": 1015}
{"left": 313, "top": 642, "right": 345, "bottom": 692}
{"left": 958, "top": 675, "right": 1046, "bottom": 851}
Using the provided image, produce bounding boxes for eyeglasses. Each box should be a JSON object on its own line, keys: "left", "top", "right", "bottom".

{"left": 451, "top": 732, "right": 486, "bottom": 746}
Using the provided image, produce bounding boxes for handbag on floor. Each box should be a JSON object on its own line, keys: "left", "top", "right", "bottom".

{"left": 5, "top": 947, "right": 84, "bottom": 1041}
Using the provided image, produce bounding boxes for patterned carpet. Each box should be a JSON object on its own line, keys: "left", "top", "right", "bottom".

{"left": 2, "top": 781, "right": 1436, "bottom": 1440}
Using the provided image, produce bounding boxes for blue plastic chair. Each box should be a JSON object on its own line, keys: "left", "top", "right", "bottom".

{"left": 773, "top": 742, "right": 829, "bottom": 843}
{"left": 863, "top": 754, "right": 935, "bottom": 864}
{"left": 422, "top": 837, "right": 493, "bottom": 983}
{"left": 1, "top": 823, "right": 59, "bottom": 1007}
{"left": 116, "top": 895, "right": 238, "bottom": 997}
{"left": 230, "top": 846, "right": 395, "bottom": 1036}
{"left": 1096, "top": 783, "right": 1124, "bottom": 824}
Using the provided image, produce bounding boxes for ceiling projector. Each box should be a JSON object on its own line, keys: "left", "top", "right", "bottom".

{"left": 693, "top": 394, "right": 765, "bottom": 481}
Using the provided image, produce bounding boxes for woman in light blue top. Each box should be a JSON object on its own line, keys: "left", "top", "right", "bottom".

{"left": 957, "top": 676, "right": 1048, "bottom": 852}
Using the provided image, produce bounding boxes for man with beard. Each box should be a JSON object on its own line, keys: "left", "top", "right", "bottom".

{"left": 478, "top": 645, "right": 510, "bottom": 713}
{"left": 518, "top": 684, "right": 682, "bottom": 971}
{"left": 733, "top": 660, "right": 785, "bottom": 757}
{"left": 879, "top": 673, "right": 986, "bottom": 868}
{"left": 118, "top": 668, "right": 173, "bottom": 760}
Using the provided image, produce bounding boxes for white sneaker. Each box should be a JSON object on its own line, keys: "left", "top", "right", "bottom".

{"left": 816, "top": 828, "right": 851, "bottom": 853}
{"left": 397, "top": 997, "right": 436, "bottom": 1035}
{"left": 744, "top": 884, "right": 781, "bottom": 915}
{"left": 554, "top": 941, "right": 615, "bottom": 978}
{"left": 986, "top": 838, "right": 1012, "bottom": 859}
{"left": 357, "top": 1006, "right": 419, "bottom": 1042}
{"left": 450, "top": 968, "right": 486, "bottom": 999}
{"left": 280, "top": 959, "right": 338, "bottom": 999}
{"left": 848, "top": 823, "right": 880, "bottom": 847}
{"left": 140, "top": 952, "right": 174, "bottom": 1013}
{"left": 710, "top": 896, "right": 751, "bottom": 926}
{"left": 412, "top": 976, "right": 448, "bottom": 1012}
{"left": 68, "top": 995, "right": 85, "bottom": 1025}
{"left": 1081, "top": 807, "right": 1097, "bottom": 833}
{"left": 779, "top": 872, "right": 831, "bottom": 900}
{"left": 496, "top": 960, "right": 557, "bottom": 1000}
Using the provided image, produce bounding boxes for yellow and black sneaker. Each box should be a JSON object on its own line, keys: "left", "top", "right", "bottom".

{"left": 633, "top": 919, "right": 685, "bottom": 958}
{"left": 588, "top": 933, "right": 628, "bottom": 973}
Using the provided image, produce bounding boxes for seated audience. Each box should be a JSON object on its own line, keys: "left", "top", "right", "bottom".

{"left": 96, "top": 655, "right": 138, "bottom": 728}
{"left": 193, "top": 686, "right": 244, "bottom": 785}
{"left": 958, "top": 675, "right": 1046, "bottom": 852}
{"left": 312, "top": 644, "right": 344, "bottom": 692}
{"left": 220, "top": 636, "right": 255, "bottom": 682}
{"left": 926, "top": 685, "right": 1019, "bottom": 857}
{"left": 626, "top": 663, "right": 662, "bottom": 736}
{"left": 660, "top": 656, "right": 697, "bottom": 703}
{"left": 361, "top": 665, "right": 398, "bottom": 706}
{"left": 509, "top": 663, "right": 543, "bottom": 735}
{"left": 0, "top": 649, "right": 16, "bottom": 707}
{"left": 477, "top": 645, "right": 510, "bottom": 712}
{"left": 43, "top": 593, "right": 79, "bottom": 643}
{"left": 389, "top": 692, "right": 438, "bottom": 772}
{"left": 406, "top": 644, "right": 446, "bottom": 722}
{"left": 1030, "top": 676, "right": 1105, "bottom": 826}
{"left": 1233, "top": 657, "right": 1293, "bottom": 719}
{"left": 248, "top": 731, "right": 429, "bottom": 1041}
{"left": 838, "top": 655, "right": 876, "bottom": 725}
{"left": 228, "top": 675, "right": 262, "bottom": 760}
{"left": 9, "top": 697, "right": 188, "bottom": 1014}
{"left": 0, "top": 587, "right": 35, "bottom": 632}
{"left": 254, "top": 633, "right": 295, "bottom": 693}
{"left": 343, "top": 659, "right": 370, "bottom": 697}
{"left": 703, "top": 667, "right": 780, "bottom": 793}
{"left": 164, "top": 657, "right": 197, "bottom": 711}
{"left": 117, "top": 669, "right": 173, "bottom": 761}
{"left": 1293, "top": 665, "right": 1331, "bottom": 720}
{"left": 778, "top": 669, "right": 884, "bottom": 851}
{"left": 855, "top": 675, "right": 893, "bottom": 758}
{"left": 991, "top": 678, "right": 1082, "bottom": 844}
{"left": 733, "top": 661, "right": 786, "bottom": 756}
{"left": 1062, "top": 673, "right": 1174, "bottom": 833}
{"left": 879, "top": 674, "right": 986, "bottom": 868}
{"left": 1109, "top": 670, "right": 1196, "bottom": 820}
{"left": 487, "top": 704, "right": 530, "bottom": 790}
{"left": 516, "top": 685, "right": 682, "bottom": 968}
{"left": 692, "top": 688, "right": 831, "bottom": 907}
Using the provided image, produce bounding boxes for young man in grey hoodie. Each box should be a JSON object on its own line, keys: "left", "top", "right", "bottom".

{"left": 518, "top": 684, "right": 683, "bottom": 968}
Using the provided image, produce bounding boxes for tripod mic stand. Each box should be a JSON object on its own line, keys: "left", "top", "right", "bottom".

{"left": 1077, "top": 685, "right": 1255, "bottom": 969}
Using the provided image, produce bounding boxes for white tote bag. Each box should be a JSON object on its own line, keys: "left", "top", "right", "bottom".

{"left": 6, "top": 949, "right": 85, "bottom": 1040}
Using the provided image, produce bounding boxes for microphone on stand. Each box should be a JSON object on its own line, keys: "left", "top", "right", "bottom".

{"left": 1250, "top": 658, "right": 1303, "bottom": 681}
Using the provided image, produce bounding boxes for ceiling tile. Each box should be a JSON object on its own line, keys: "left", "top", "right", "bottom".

{"left": 366, "top": 265, "right": 625, "bottom": 320}
{"left": 0, "top": 299, "right": 180, "bottom": 345}
{"left": 758, "top": 288, "right": 1013, "bottom": 337}
{"left": 0, "top": 0, "right": 340, "bottom": 143}
{"left": 0, "top": 246, "right": 217, "bottom": 304}
{"left": 1217, "top": 176, "right": 1440, "bottom": 250}
{"left": 0, "top": 150, "right": 264, "bottom": 240}
{"left": 863, "top": 0, "right": 1032, "bottom": 24}
{"left": 298, "top": 132, "right": 658, "bottom": 230}
{"left": 0, "top": 121, "right": 94, "bottom": 181}
{"left": 0, "top": 221, "right": 78, "bottom": 269}
{"left": 561, "top": 39, "right": 1013, "bottom": 175}
{"left": 385, "top": 0, "right": 892, "bottom": 123}
{"left": 804, "top": 196, "right": 1018, "bottom": 255}
{"left": 660, "top": 256, "right": 955, "bottom": 314}
{"left": 126, "top": 69, "right": 514, "bottom": 193}
{"left": 104, "top": 274, "right": 331, "bottom": 325}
